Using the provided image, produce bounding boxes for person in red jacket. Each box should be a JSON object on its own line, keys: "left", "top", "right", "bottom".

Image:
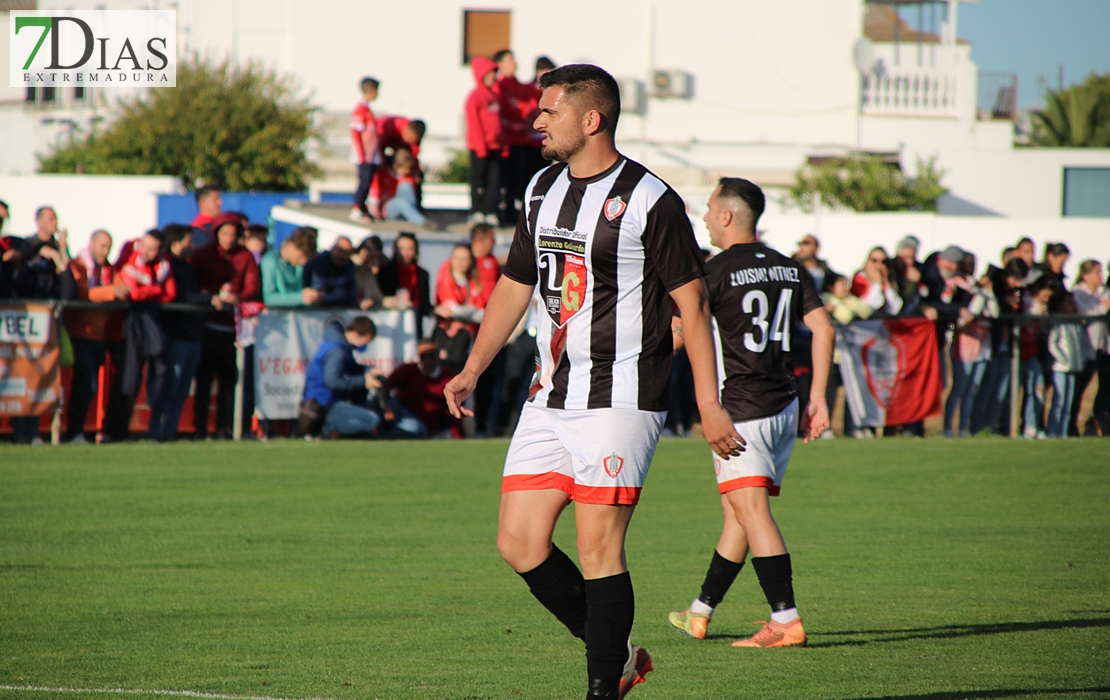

{"left": 386, "top": 339, "right": 463, "bottom": 439}
{"left": 494, "top": 49, "right": 545, "bottom": 225}
{"left": 377, "top": 115, "right": 425, "bottom": 160}
{"left": 465, "top": 56, "right": 505, "bottom": 225}
{"left": 434, "top": 243, "right": 486, "bottom": 339}
{"left": 189, "top": 212, "right": 260, "bottom": 439}
{"left": 469, "top": 222, "right": 501, "bottom": 308}
{"left": 350, "top": 76, "right": 381, "bottom": 223}
{"left": 119, "top": 230, "right": 177, "bottom": 302}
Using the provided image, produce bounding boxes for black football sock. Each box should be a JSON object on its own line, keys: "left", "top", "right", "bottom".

{"left": 751, "top": 553, "right": 796, "bottom": 612}
{"left": 517, "top": 544, "right": 587, "bottom": 640}
{"left": 697, "top": 550, "right": 745, "bottom": 609}
{"left": 584, "top": 572, "right": 635, "bottom": 694}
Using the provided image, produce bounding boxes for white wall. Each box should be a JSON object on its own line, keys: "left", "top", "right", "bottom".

{"left": 171, "top": 0, "right": 862, "bottom": 147}
{"left": 0, "top": 174, "right": 180, "bottom": 258}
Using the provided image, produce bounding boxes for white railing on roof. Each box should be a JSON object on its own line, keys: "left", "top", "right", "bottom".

{"left": 861, "top": 70, "right": 958, "bottom": 117}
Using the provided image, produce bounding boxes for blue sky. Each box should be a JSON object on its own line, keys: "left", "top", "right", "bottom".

{"left": 956, "top": 0, "right": 1110, "bottom": 108}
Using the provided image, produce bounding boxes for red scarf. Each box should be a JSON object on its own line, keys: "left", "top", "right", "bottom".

{"left": 397, "top": 260, "right": 419, "bottom": 306}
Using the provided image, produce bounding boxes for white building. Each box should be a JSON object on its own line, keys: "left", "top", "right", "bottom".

{"left": 1, "top": 0, "right": 1108, "bottom": 270}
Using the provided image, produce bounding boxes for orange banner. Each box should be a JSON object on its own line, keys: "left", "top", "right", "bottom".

{"left": 0, "top": 303, "right": 61, "bottom": 416}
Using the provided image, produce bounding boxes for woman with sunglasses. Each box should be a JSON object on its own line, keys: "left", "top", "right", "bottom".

{"left": 850, "top": 246, "right": 903, "bottom": 317}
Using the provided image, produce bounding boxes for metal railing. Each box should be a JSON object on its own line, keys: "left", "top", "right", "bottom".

{"left": 978, "top": 72, "right": 1018, "bottom": 121}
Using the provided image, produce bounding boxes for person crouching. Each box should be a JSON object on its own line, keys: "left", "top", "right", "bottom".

{"left": 300, "top": 316, "right": 386, "bottom": 439}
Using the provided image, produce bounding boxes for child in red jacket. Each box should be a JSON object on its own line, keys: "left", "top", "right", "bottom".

{"left": 465, "top": 56, "right": 505, "bottom": 226}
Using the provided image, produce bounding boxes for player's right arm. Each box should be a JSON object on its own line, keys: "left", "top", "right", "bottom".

{"left": 444, "top": 276, "right": 533, "bottom": 418}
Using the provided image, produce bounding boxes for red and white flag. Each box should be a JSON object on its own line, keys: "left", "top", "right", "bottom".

{"left": 837, "top": 318, "right": 942, "bottom": 427}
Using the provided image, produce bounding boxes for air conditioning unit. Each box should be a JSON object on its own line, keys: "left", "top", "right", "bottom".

{"left": 652, "top": 70, "right": 694, "bottom": 99}
{"left": 617, "top": 78, "right": 647, "bottom": 115}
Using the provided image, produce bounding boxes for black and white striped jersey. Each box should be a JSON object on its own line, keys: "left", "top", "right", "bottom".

{"left": 706, "top": 242, "right": 824, "bottom": 422}
{"left": 503, "top": 156, "right": 707, "bottom": 411}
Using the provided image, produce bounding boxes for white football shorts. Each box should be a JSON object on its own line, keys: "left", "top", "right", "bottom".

{"left": 713, "top": 398, "right": 798, "bottom": 496}
{"left": 503, "top": 403, "right": 666, "bottom": 505}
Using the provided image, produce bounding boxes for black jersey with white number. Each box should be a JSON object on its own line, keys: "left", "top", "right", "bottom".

{"left": 706, "top": 242, "right": 823, "bottom": 422}
{"left": 502, "top": 157, "right": 707, "bottom": 411}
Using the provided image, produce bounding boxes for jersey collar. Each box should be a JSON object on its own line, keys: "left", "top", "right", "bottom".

{"left": 566, "top": 155, "right": 625, "bottom": 186}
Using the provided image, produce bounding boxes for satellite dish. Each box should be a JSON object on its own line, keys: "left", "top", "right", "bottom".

{"left": 853, "top": 38, "right": 877, "bottom": 74}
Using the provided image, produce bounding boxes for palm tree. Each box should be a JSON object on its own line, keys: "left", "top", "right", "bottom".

{"left": 1030, "top": 73, "right": 1110, "bottom": 147}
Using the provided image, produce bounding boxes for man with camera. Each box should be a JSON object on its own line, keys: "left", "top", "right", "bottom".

{"left": 300, "top": 316, "right": 387, "bottom": 438}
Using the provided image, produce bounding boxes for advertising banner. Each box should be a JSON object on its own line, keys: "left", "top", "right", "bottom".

{"left": 253, "top": 309, "right": 417, "bottom": 420}
{"left": 0, "top": 303, "right": 60, "bottom": 416}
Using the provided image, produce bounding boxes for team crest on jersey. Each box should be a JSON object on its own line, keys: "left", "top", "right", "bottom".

{"left": 537, "top": 225, "right": 589, "bottom": 327}
{"left": 603, "top": 452, "right": 624, "bottom": 479}
{"left": 604, "top": 196, "right": 627, "bottom": 221}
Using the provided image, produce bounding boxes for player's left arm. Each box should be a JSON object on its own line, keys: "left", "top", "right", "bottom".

{"left": 671, "top": 313, "right": 685, "bottom": 354}
{"left": 801, "top": 305, "right": 835, "bottom": 443}
{"left": 670, "top": 279, "right": 744, "bottom": 459}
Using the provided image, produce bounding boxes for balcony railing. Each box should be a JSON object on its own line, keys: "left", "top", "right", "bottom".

{"left": 978, "top": 72, "right": 1018, "bottom": 121}
{"left": 861, "top": 69, "right": 958, "bottom": 117}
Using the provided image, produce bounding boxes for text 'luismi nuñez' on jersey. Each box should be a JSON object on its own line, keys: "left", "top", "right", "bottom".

{"left": 729, "top": 265, "right": 802, "bottom": 287}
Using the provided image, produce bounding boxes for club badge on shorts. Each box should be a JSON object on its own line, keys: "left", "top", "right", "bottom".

{"left": 604, "top": 196, "right": 626, "bottom": 221}
{"left": 603, "top": 452, "right": 624, "bottom": 479}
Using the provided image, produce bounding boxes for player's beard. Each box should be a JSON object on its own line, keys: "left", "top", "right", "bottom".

{"left": 541, "top": 130, "right": 587, "bottom": 162}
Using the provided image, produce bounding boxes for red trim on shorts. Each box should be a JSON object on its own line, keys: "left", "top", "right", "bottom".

{"left": 572, "top": 485, "right": 642, "bottom": 506}
{"left": 718, "top": 476, "right": 781, "bottom": 496}
{"left": 501, "top": 473, "right": 575, "bottom": 495}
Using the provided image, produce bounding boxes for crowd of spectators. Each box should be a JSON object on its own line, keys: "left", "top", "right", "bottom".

{"left": 790, "top": 234, "right": 1110, "bottom": 439}
{"left": 0, "top": 192, "right": 535, "bottom": 443}
{"left": 1, "top": 190, "right": 1107, "bottom": 444}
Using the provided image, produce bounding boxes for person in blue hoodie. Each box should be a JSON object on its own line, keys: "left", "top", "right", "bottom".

{"left": 302, "top": 316, "right": 385, "bottom": 437}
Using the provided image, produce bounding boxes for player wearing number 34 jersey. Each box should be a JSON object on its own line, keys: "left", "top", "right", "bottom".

{"left": 668, "top": 178, "right": 834, "bottom": 649}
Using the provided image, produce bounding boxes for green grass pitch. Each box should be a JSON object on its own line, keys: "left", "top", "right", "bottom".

{"left": 1, "top": 437, "right": 1108, "bottom": 700}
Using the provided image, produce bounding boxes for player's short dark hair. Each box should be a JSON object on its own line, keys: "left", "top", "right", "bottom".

{"left": 194, "top": 186, "right": 218, "bottom": 205}
{"left": 535, "top": 56, "right": 556, "bottom": 72}
{"left": 1016, "top": 237, "right": 1033, "bottom": 247}
{"left": 716, "top": 177, "right": 765, "bottom": 231}
{"left": 469, "top": 222, "right": 494, "bottom": 241}
{"left": 144, "top": 228, "right": 165, "bottom": 245}
{"left": 539, "top": 64, "right": 621, "bottom": 134}
{"left": 35, "top": 205, "right": 55, "bottom": 220}
{"left": 0, "top": 199, "right": 9, "bottom": 209}
{"left": 246, "top": 224, "right": 268, "bottom": 241}
{"left": 407, "top": 120, "right": 426, "bottom": 140}
{"left": 360, "top": 76, "right": 379, "bottom": 91}
{"left": 346, "top": 316, "right": 377, "bottom": 338}
{"left": 493, "top": 49, "right": 513, "bottom": 63}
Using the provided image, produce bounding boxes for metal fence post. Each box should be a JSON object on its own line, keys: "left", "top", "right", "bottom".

{"left": 233, "top": 344, "right": 245, "bottom": 442}
{"left": 1009, "top": 319, "right": 1021, "bottom": 438}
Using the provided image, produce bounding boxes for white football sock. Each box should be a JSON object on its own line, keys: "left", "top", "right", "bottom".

{"left": 690, "top": 598, "right": 714, "bottom": 616}
{"left": 770, "top": 607, "right": 799, "bottom": 624}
